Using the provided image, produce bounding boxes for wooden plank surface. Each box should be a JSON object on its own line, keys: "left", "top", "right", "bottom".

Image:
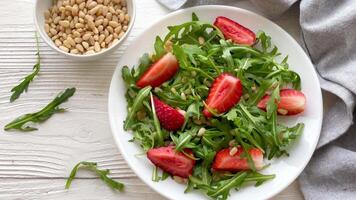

{"left": 0, "top": 0, "right": 303, "bottom": 199}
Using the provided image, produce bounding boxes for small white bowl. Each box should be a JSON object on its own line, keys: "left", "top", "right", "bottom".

{"left": 34, "top": 0, "right": 136, "bottom": 61}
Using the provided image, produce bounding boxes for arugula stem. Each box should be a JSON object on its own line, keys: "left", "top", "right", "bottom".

{"left": 150, "top": 93, "right": 164, "bottom": 146}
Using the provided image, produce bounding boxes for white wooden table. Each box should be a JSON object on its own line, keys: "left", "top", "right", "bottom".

{"left": 0, "top": 0, "right": 304, "bottom": 199}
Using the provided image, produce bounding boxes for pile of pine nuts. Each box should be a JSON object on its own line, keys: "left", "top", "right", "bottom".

{"left": 44, "top": 0, "right": 130, "bottom": 55}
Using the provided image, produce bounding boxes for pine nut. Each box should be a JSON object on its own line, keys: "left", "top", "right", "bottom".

{"left": 87, "top": 1, "right": 97, "bottom": 10}
{"left": 85, "top": 50, "right": 95, "bottom": 55}
{"left": 103, "top": 18, "right": 109, "bottom": 26}
{"left": 105, "top": 34, "right": 113, "bottom": 44}
{"left": 100, "top": 41, "right": 106, "bottom": 48}
{"left": 119, "top": 13, "right": 124, "bottom": 22}
{"left": 73, "top": 30, "right": 81, "bottom": 37}
{"left": 114, "top": 26, "right": 121, "bottom": 34}
{"left": 229, "top": 147, "right": 238, "bottom": 156}
{"left": 63, "top": 40, "right": 72, "bottom": 48}
{"left": 50, "top": 28, "right": 58, "bottom": 35}
{"left": 54, "top": 39, "right": 62, "bottom": 46}
{"left": 44, "top": 24, "right": 50, "bottom": 33}
{"left": 197, "top": 127, "right": 206, "bottom": 137}
{"left": 118, "top": 31, "right": 124, "bottom": 38}
{"left": 124, "top": 14, "right": 130, "bottom": 21}
{"left": 59, "top": 20, "right": 70, "bottom": 28}
{"left": 59, "top": 45, "right": 69, "bottom": 52}
{"left": 94, "top": 42, "right": 101, "bottom": 52}
{"left": 107, "top": 26, "right": 114, "bottom": 33}
{"left": 76, "top": 43, "right": 84, "bottom": 52}
{"left": 67, "top": 36, "right": 76, "bottom": 46}
{"left": 44, "top": 10, "right": 51, "bottom": 19}
{"left": 98, "top": 25, "right": 104, "bottom": 32}
{"left": 108, "top": 21, "right": 119, "bottom": 28}
{"left": 173, "top": 176, "right": 187, "bottom": 184}
{"left": 65, "top": 5, "right": 72, "bottom": 12}
{"left": 102, "top": 6, "right": 109, "bottom": 16}
{"left": 98, "top": 34, "right": 105, "bottom": 43}
{"left": 82, "top": 41, "right": 89, "bottom": 49}
{"left": 75, "top": 23, "right": 84, "bottom": 28}
{"left": 70, "top": 49, "right": 79, "bottom": 54}
{"left": 95, "top": 19, "right": 103, "bottom": 26}
{"left": 108, "top": 6, "right": 115, "bottom": 14}
{"left": 277, "top": 108, "right": 288, "bottom": 115}
{"left": 82, "top": 32, "right": 91, "bottom": 40}
{"left": 106, "top": 12, "right": 113, "bottom": 20}
{"left": 112, "top": 38, "right": 118, "bottom": 44}
{"left": 89, "top": 5, "right": 102, "bottom": 15}
{"left": 74, "top": 37, "right": 82, "bottom": 43}
{"left": 79, "top": 2, "right": 85, "bottom": 9}
{"left": 72, "top": 4, "right": 79, "bottom": 16}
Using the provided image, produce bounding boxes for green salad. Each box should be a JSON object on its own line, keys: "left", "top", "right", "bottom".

{"left": 122, "top": 13, "right": 306, "bottom": 200}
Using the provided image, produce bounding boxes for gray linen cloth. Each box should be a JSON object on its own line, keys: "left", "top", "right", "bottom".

{"left": 157, "top": 0, "right": 356, "bottom": 199}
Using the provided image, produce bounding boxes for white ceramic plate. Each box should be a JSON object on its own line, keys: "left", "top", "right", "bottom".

{"left": 108, "top": 5, "right": 323, "bottom": 200}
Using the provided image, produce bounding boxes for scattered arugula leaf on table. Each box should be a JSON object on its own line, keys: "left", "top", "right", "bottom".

{"left": 4, "top": 88, "right": 76, "bottom": 131}
{"left": 10, "top": 32, "right": 41, "bottom": 102}
{"left": 65, "top": 161, "right": 124, "bottom": 191}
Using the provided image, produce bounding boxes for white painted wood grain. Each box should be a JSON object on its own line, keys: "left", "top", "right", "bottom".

{"left": 0, "top": 0, "right": 304, "bottom": 199}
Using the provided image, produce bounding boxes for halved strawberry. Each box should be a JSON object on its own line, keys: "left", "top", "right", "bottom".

{"left": 147, "top": 146, "right": 195, "bottom": 178}
{"left": 257, "top": 89, "right": 306, "bottom": 115}
{"left": 203, "top": 73, "right": 243, "bottom": 118}
{"left": 153, "top": 97, "right": 185, "bottom": 131}
{"left": 214, "top": 16, "right": 256, "bottom": 46}
{"left": 136, "top": 53, "right": 179, "bottom": 88}
{"left": 212, "top": 147, "right": 264, "bottom": 171}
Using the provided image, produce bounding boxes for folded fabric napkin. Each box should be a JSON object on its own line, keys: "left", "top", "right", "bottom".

{"left": 157, "top": 0, "right": 356, "bottom": 199}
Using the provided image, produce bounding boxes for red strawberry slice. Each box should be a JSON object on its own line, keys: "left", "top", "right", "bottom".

{"left": 212, "top": 147, "right": 264, "bottom": 171}
{"left": 147, "top": 146, "right": 196, "bottom": 178}
{"left": 203, "top": 73, "right": 243, "bottom": 118}
{"left": 257, "top": 89, "right": 306, "bottom": 115}
{"left": 153, "top": 97, "right": 185, "bottom": 131}
{"left": 214, "top": 16, "right": 256, "bottom": 46}
{"left": 136, "top": 52, "right": 179, "bottom": 88}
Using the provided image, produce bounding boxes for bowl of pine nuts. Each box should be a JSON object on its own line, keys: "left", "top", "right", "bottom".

{"left": 34, "top": 0, "right": 135, "bottom": 60}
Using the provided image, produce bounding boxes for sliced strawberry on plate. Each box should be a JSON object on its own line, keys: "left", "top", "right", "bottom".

{"left": 257, "top": 89, "right": 306, "bottom": 115}
{"left": 212, "top": 147, "right": 264, "bottom": 171}
{"left": 214, "top": 16, "right": 256, "bottom": 46}
{"left": 147, "top": 146, "right": 196, "bottom": 178}
{"left": 203, "top": 73, "right": 243, "bottom": 118}
{"left": 153, "top": 97, "right": 185, "bottom": 131}
{"left": 136, "top": 52, "right": 179, "bottom": 88}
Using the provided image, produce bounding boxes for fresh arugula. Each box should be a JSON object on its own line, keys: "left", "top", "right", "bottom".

{"left": 65, "top": 161, "right": 124, "bottom": 191}
{"left": 10, "top": 32, "right": 41, "bottom": 102}
{"left": 4, "top": 88, "right": 76, "bottom": 131}
{"left": 122, "top": 13, "right": 304, "bottom": 200}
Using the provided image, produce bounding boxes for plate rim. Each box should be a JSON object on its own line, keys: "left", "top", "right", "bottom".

{"left": 108, "top": 5, "right": 323, "bottom": 200}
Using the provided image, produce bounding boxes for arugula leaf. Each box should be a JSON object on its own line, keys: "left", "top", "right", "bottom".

{"left": 208, "top": 172, "right": 248, "bottom": 199}
{"left": 65, "top": 161, "right": 124, "bottom": 191}
{"left": 192, "top": 12, "right": 199, "bottom": 21}
{"left": 154, "top": 36, "right": 165, "bottom": 59}
{"left": 256, "top": 31, "right": 271, "bottom": 51}
{"left": 4, "top": 88, "right": 76, "bottom": 131}
{"left": 10, "top": 32, "right": 41, "bottom": 102}
{"left": 124, "top": 86, "right": 151, "bottom": 130}
{"left": 133, "top": 53, "right": 152, "bottom": 80}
